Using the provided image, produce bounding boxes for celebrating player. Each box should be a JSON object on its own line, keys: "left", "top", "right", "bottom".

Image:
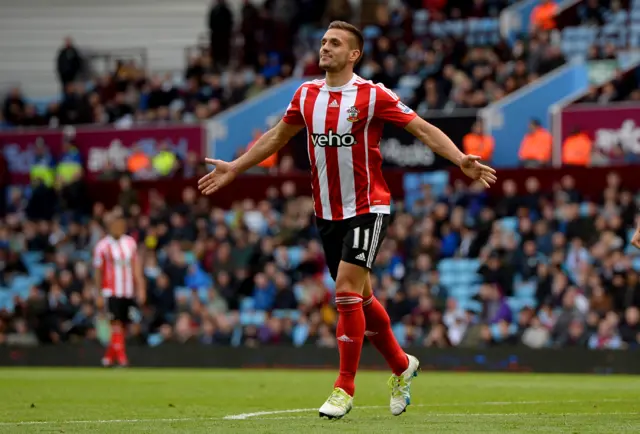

{"left": 93, "top": 212, "right": 146, "bottom": 367}
{"left": 198, "top": 21, "right": 497, "bottom": 419}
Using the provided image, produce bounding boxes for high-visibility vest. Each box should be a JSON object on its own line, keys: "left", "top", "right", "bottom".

{"left": 463, "top": 133, "right": 495, "bottom": 161}
{"left": 562, "top": 133, "right": 592, "bottom": 166}
{"left": 519, "top": 128, "right": 552, "bottom": 163}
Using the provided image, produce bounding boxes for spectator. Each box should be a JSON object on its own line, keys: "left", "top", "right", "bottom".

{"left": 518, "top": 119, "right": 553, "bottom": 168}
{"left": 208, "top": 0, "right": 234, "bottom": 71}
{"left": 462, "top": 121, "right": 495, "bottom": 163}
{"left": 562, "top": 128, "right": 593, "bottom": 167}
{"left": 56, "top": 37, "right": 83, "bottom": 90}
{"left": 531, "top": 0, "right": 558, "bottom": 32}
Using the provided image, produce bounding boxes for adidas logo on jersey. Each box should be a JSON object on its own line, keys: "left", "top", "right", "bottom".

{"left": 329, "top": 99, "right": 339, "bottom": 108}
{"left": 355, "top": 253, "right": 366, "bottom": 261}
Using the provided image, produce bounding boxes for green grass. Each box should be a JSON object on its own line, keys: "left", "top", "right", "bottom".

{"left": 0, "top": 368, "right": 639, "bottom": 433}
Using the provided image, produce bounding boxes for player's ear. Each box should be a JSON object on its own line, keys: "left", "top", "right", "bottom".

{"left": 351, "top": 49, "right": 361, "bottom": 64}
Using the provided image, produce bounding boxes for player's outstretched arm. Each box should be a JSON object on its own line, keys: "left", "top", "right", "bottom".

{"left": 405, "top": 117, "right": 497, "bottom": 188}
{"left": 198, "top": 120, "right": 304, "bottom": 195}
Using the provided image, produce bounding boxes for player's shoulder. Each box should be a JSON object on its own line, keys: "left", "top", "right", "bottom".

{"left": 122, "top": 234, "right": 138, "bottom": 246}
{"left": 299, "top": 78, "right": 326, "bottom": 91}
{"left": 94, "top": 236, "right": 109, "bottom": 249}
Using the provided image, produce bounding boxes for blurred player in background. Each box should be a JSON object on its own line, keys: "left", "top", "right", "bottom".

{"left": 198, "top": 21, "right": 497, "bottom": 419}
{"left": 93, "top": 212, "right": 145, "bottom": 367}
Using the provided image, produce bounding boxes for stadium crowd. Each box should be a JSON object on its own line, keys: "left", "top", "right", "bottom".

{"left": 0, "top": 156, "right": 639, "bottom": 350}
{"left": 2, "top": 0, "right": 566, "bottom": 129}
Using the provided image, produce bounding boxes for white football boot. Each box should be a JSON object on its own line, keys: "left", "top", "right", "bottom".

{"left": 319, "top": 387, "right": 354, "bottom": 419}
{"left": 388, "top": 354, "right": 420, "bottom": 416}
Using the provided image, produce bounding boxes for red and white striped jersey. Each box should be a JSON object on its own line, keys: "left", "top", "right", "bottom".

{"left": 283, "top": 74, "right": 417, "bottom": 221}
{"left": 93, "top": 235, "right": 138, "bottom": 298}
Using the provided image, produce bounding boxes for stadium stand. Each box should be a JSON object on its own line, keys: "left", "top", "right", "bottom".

{"left": 2, "top": 0, "right": 562, "bottom": 129}
{"left": 0, "top": 1, "right": 639, "bottom": 352}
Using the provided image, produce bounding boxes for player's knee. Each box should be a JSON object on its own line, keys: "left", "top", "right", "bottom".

{"left": 335, "top": 274, "right": 364, "bottom": 296}
{"left": 335, "top": 262, "right": 367, "bottom": 296}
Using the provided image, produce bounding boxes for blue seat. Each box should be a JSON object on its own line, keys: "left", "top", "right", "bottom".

{"left": 240, "top": 311, "right": 266, "bottom": 326}
{"left": 323, "top": 270, "right": 335, "bottom": 291}
{"left": 500, "top": 217, "right": 518, "bottom": 233}
{"left": 440, "top": 273, "right": 456, "bottom": 287}
{"left": 240, "top": 297, "right": 255, "bottom": 312}
{"left": 517, "top": 282, "right": 536, "bottom": 298}
{"left": 403, "top": 173, "right": 421, "bottom": 192}
{"left": 462, "top": 259, "right": 481, "bottom": 272}
{"left": 287, "top": 246, "right": 304, "bottom": 268}
{"left": 363, "top": 25, "right": 381, "bottom": 40}
{"left": 438, "top": 258, "right": 456, "bottom": 273}
{"left": 21, "top": 252, "right": 43, "bottom": 265}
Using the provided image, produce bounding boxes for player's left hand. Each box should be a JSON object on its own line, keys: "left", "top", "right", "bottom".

{"left": 460, "top": 155, "right": 497, "bottom": 188}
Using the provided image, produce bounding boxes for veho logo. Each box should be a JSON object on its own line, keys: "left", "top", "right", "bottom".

{"left": 311, "top": 130, "right": 357, "bottom": 147}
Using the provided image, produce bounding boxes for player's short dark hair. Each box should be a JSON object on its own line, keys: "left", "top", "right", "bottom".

{"left": 328, "top": 21, "right": 364, "bottom": 64}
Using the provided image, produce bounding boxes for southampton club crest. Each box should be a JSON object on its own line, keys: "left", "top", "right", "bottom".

{"left": 346, "top": 106, "right": 360, "bottom": 123}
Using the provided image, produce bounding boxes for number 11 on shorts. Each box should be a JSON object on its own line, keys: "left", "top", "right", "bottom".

{"left": 353, "top": 227, "right": 370, "bottom": 251}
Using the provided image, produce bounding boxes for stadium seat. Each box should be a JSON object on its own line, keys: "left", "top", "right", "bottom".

{"left": 21, "top": 251, "right": 43, "bottom": 265}
{"left": 240, "top": 297, "right": 255, "bottom": 312}
{"left": 287, "top": 246, "right": 304, "bottom": 268}
{"left": 499, "top": 217, "right": 518, "bottom": 234}
{"left": 239, "top": 310, "right": 266, "bottom": 326}
{"left": 438, "top": 258, "right": 457, "bottom": 274}
{"left": 362, "top": 25, "right": 382, "bottom": 40}
{"left": 516, "top": 282, "right": 536, "bottom": 298}
{"left": 323, "top": 270, "right": 336, "bottom": 292}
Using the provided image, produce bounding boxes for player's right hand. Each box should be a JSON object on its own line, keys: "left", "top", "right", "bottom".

{"left": 198, "top": 158, "right": 238, "bottom": 195}
{"left": 631, "top": 229, "right": 640, "bottom": 249}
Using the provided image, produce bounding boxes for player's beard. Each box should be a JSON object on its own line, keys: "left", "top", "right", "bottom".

{"left": 319, "top": 56, "right": 347, "bottom": 73}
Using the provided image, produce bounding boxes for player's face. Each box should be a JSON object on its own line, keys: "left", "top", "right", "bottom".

{"left": 110, "top": 218, "right": 126, "bottom": 238}
{"left": 319, "top": 29, "right": 358, "bottom": 73}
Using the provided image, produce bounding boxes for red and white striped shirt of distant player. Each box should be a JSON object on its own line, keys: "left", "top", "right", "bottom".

{"left": 93, "top": 235, "right": 138, "bottom": 298}
{"left": 282, "top": 73, "right": 417, "bottom": 221}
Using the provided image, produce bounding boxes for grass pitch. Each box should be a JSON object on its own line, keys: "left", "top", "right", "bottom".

{"left": 0, "top": 368, "right": 639, "bottom": 433}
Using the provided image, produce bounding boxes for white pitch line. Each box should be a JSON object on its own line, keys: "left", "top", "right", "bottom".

{"left": 0, "top": 399, "right": 630, "bottom": 426}
{"left": 247, "top": 412, "right": 640, "bottom": 420}
{"left": 223, "top": 399, "right": 628, "bottom": 420}
{"left": 0, "top": 417, "right": 218, "bottom": 426}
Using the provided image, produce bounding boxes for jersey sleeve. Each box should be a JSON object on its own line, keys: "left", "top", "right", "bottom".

{"left": 373, "top": 83, "right": 417, "bottom": 128}
{"left": 282, "top": 85, "right": 305, "bottom": 126}
{"left": 93, "top": 242, "right": 105, "bottom": 268}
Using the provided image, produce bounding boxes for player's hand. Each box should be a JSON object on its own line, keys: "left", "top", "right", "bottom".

{"left": 631, "top": 229, "right": 640, "bottom": 249}
{"left": 460, "top": 155, "right": 497, "bottom": 188}
{"left": 197, "top": 158, "right": 238, "bottom": 195}
{"left": 137, "top": 291, "right": 146, "bottom": 307}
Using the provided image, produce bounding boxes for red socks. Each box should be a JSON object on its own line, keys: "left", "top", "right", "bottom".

{"left": 105, "top": 326, "right": 128, "bottom": 365}
{"left": 334, "top": 292, "right": 366, "bottom": 396}
{"left": 363, "top": 295, "right": 408, "bottom": 376}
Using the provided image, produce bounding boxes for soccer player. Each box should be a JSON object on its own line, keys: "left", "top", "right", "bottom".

{"left": 93, "top": 212, "right": 145, "bottom": 367}
{"left": 198, "top": 21, "right": 497, "bottom": 419}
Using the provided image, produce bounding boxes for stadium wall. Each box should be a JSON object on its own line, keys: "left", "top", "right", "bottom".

{"left": 1, "top": 345, "right": 639, "bottom": 374}
{"left": 480, "top": 60, "right": 589, "bottom": 168}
